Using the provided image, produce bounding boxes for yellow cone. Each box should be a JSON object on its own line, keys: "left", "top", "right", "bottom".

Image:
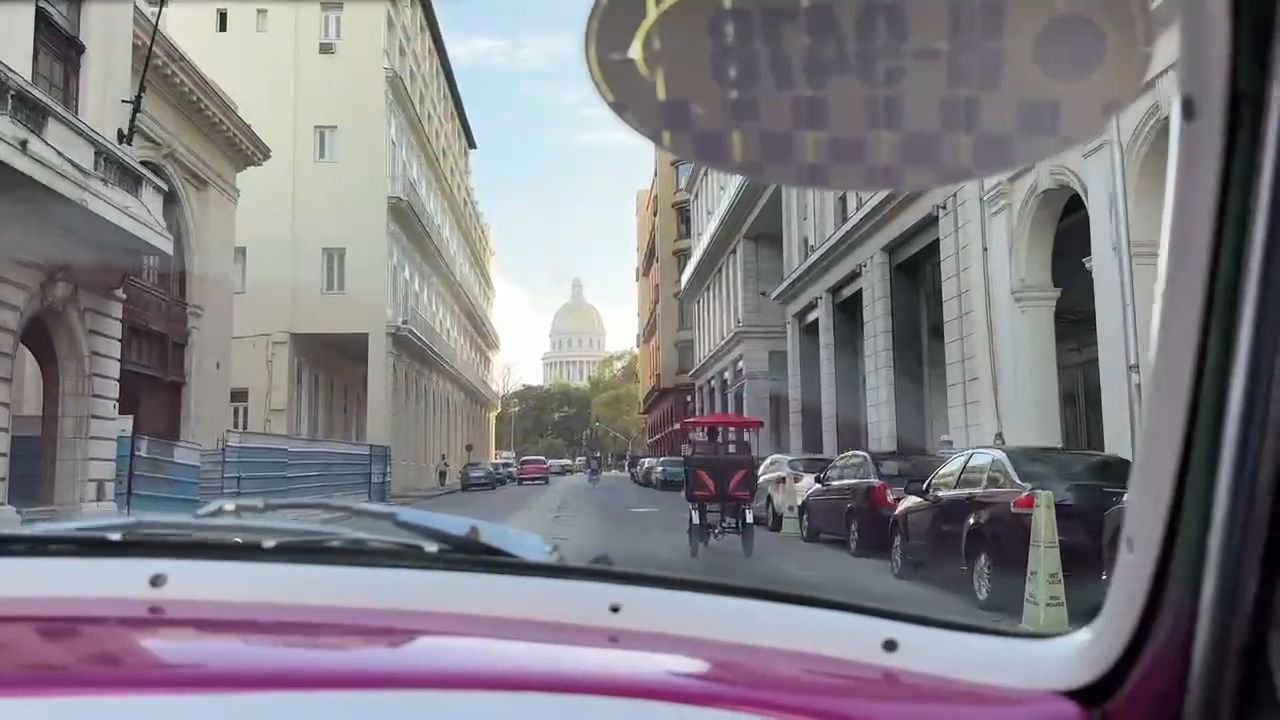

{"left": 779, "top": 478, "right": 801, "bottom": 537}
{"left": 1021, "top": 489, "right": 1069, "bottom": 633}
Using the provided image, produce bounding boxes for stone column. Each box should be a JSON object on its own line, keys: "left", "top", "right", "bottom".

{"left": 817, "top": 292, "right": 839, "bottom": 455}
{"left": 862, "top": 251, "right": 897, "bottom": 452}
{"left": 786, "top": 317, "right": 803, "bottom": 453}
{"left": 1009, "top": 287, "right": 1063, "bottom": 446}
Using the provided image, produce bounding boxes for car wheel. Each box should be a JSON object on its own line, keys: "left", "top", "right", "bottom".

{"left": 766, "top": 498, "right": 781, "bottom": 532}
{"left": 889, "top": 526, "right": 917, "bottom": 579}
{"left": 969, "top": 544, "right": 1012, "bottom": 611}
{"left": 799, "top": 508, "right": 819, "bottom": 543}
{"left": 846, "top": 514, "right": 868, "bottom": 557}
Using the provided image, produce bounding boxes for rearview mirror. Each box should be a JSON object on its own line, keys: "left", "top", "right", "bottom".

{"left": 813, "top": 472, "right": 827, "bottom": 485}
{"left": 903, "top": 479, "right": 927, "bottom": 498}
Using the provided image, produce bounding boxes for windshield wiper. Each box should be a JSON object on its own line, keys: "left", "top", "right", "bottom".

{"left": 194, "top": 498, "right": 559, "bottom": 561}
{"left": 15, "top": 514, "right": 443, "bottom": 555}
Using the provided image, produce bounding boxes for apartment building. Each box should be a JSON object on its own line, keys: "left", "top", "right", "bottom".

{"left": 636, "top": 150, "right": 694, "bottom": 456}
{"left": 164, "top": 0, "right": 500, "bottom": 491}
{"left": 0, "top": 0, "right": 265, "bottom": 521}
{"left": 678, "top": 169, "right": 789, "bottom": 456}
{"left": 769, "top": 3, "right": 1180, "bottom": 460}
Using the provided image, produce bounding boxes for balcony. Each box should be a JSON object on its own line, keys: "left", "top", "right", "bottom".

{"left": 387, "top": 174, "right": 499, "bottom": 346}
{"left": 0, "top": 61, "right": 170, "bottom": 272}
{"left": 390, "top": 305, "right": 499, "bottom": 407}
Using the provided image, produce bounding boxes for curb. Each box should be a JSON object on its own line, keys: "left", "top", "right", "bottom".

{"left": 388, "top": 485, "right": 464, "bottom": 505}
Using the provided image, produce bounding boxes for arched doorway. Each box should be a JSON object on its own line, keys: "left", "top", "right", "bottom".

{"left": 1052, "top": 195, "right": 1105, "bottom": 451}
{"left": 118, "top": 163, "right": 189, "bottom": 440}
{"left": 8, "top": 318, "right": 58, "bottom": 508}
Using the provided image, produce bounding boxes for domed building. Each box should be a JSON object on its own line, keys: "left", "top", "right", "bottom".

{"left": 543, "top": 278, "right": 608, "bottom": 385}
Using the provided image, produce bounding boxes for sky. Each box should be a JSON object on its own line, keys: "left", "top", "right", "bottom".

{"left": 434, "top": 0, "right": 653, "bottom": 387}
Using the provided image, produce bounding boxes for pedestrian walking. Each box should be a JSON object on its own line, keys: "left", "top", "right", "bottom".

{"left": 435, "top": 454, "right": 450, "bottom": 487}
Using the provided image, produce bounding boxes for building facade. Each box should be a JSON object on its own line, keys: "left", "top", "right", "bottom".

{"left": 678, "top": 169, "right": 789, "bottom": 456}
{"left": 0, "top": 0, "right": 265, "bottom": 521}
{"left": 542, "top": 278, "right": 607, "bottom": 386}
{"left": 636, "top": 150, "right": 694, "bottom": 456}
{"left": 164, "top": 0, "right": 500, "bottom": 491}
{"left": 768, "top": 7, "right": 1180, "bottom": 461}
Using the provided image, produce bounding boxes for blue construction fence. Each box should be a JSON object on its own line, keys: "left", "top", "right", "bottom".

{"left": 116, "top": 430, "right": 391, "bottom": 515}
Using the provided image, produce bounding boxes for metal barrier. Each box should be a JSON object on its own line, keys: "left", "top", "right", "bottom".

{"left": 115, "top": 434, "right": 204, "bottom": 515}
{"left": 114, "top": 431, "right": 392, "bottom": 515}
{"left": 211, "top": 431, "right": 390, "bottom": 503}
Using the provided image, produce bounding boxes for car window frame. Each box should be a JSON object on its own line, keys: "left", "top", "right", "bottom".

{"left": 956, "top": 452, "right": 993, "bottom": 491}
{"left": 926, "top": 452, "right": 967, "bottom": 493}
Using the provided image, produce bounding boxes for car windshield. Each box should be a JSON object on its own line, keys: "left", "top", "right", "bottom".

{"left": 1, "top": 0, "right": 1187, "bottom": 651}
{"left": 788, "top": 458, "right": 832, "bottom": 475}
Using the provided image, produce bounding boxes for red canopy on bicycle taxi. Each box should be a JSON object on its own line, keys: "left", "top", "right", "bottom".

{"left": 680, "top": 414, "right": 762, "bottom": 503}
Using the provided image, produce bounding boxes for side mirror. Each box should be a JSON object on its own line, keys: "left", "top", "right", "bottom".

{"left": 903, "top": 479, "right": 928, "bottom": 498}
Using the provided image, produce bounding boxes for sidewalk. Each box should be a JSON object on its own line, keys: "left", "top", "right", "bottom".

{"left": 387, "top": 482, "right": 463, "bottom": 506}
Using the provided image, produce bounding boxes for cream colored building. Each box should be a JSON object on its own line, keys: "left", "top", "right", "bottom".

{"left": 0, "top": 0, "right": 266, "bottom": 521}
{"left": 542, "top": 279, "right": 607, "bottom": 386}
{"left": 163, "top": 1, "right": 499, "bottom": 490}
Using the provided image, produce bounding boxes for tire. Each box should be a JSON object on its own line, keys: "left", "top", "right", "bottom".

{"left": 969, "top": 543, "right": 1013, "bottom": 611}
{"left": 741, "top": 517, "right": 755, "bottom": 557}
{"left": 799, "top": 508, "right": 819, "bottom": 543}
{"left": 889, "top": 525, "right": 917, "bottom": 579}
{"left": 766, "top": 498, "right": 782, "bottom": 532}
{"left": 846, "top": 513, "right": 869, "bottom": 557}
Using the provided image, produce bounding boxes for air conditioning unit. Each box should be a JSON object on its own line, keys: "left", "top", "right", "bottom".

{"left": 319, "top": 41, "right": 337, "bottom": 54}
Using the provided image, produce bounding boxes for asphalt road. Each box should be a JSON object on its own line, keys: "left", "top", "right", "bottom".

{"left": 348, "top": 472, "right": 1023, "bottom": 632}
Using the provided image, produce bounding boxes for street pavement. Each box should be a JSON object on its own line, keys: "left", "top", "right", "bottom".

{"left": 343, "top": 471, "right": 1022, "bottom": 632}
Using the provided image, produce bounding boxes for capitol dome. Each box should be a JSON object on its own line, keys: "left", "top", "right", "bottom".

{"left": 542, "top": 278, "right": 608, "bottom": 386}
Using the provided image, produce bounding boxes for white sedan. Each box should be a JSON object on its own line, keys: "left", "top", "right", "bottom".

{"left": 752, "top": 454, "right": 832, "bottom": 531}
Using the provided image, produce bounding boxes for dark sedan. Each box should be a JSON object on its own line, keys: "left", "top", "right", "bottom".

{"left": 798, "top": 452, "right": 950, "bottom": 556}
{"left": 889, "top": 447, "right": 1130, "bottom": 612}
{"left": 460, "top": 462, "right": 499, "bottom": 491}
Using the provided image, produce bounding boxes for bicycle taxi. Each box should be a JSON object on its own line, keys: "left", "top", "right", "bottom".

{"left": 679, "top": 413, "right": 763, "bottom": 557}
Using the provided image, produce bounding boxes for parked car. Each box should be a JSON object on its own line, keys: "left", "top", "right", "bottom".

{"left": 650, "top": 456, "right": 686, "bottom": 490}
{"left": 460, "top": 462, "right": 498, "bottom": 491}
{"left": 629, "top": 457, "right": 649, "bottom": 484}
{"left": 636, "top": 458, "right": 659, "bottom": 487}
{"left": 574, "top": 457, "right": 587, "bottom": 473}
{"left": 755, "top": 454, "right": 832, "bottom": 530}
{"left": 798, "top": 452, "right": 949, "bottom": 554}
{"left": 889, "top": 447, "right": 1130, "bottom": 611}
{"left": 516, "top": 456, "right": 551, "bottom": 485}
{"left": 492, "top": 460, "right": 517, "bottom": 484}
{"left": 548, "top": 459, "right": 573, "bottom": 475}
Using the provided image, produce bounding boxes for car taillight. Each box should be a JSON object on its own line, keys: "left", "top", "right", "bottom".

{"left": 1011, "top": 491, "right": 1036, "bottom": 514}
{"left": 869, "top": 481, "right": 896, "bottom": 509}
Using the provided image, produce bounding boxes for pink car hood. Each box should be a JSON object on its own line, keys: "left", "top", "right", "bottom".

{"left": 0, "top": 598, "right": 1083, "bottom": 719}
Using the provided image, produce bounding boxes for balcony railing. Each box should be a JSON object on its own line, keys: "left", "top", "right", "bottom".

{"left": 0, "top": 60, "right": 169, "bottom": 257}
{"left": 394, "top": 304, "right": 498, "bottom": 405}
{"left": 122, "top": 276, "right": 188, "bottom": 337}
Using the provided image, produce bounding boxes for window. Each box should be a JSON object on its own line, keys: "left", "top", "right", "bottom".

{"left": 677, "top": 342, "right": 694, "bottom": 372}
{"left": 32, "top": 3, "right": 82, "bottom": 112}
{"left": 675, "top": 161, "right": 692, "bottom": 190}
{"left": 676, "top": 205, "right": 691, "bottom": 239}
{"left": 926, "top": 453, "right": 967, "bottom": 493}
{"left": 677, "top": 253, "right": 689, "bottom": 275}
{"left": 845, "top": 453, "right": 873, "bottom": 480}
{"left": 314, "top": 126, "right": 336, "bottom": 162}
{"left": 836, "top": 192, "right": 849, "bottom": 223}
{"left": 957, "top": 452, "right": 993, "bottom": 490}
{"left": 256, "top": 8, "right": 268, "bottom": 32}
{"left": 230, "top": 389, "right": 249, "bottom": 431}
{"left": 232, "top": 247, "right": 246, "bottom": 293}
{"left": 320, "top": 2, "right": 343, "bottom": 40}
{"left": 322, "top": 248, "right": 346, "bottom": 293}
{"left": 215, "top": 8, "right": 228, "bottom": 32}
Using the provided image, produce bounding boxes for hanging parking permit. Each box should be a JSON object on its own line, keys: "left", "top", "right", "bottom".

{"left": 585, "top": 0, "right": 1153, "bottom": 191}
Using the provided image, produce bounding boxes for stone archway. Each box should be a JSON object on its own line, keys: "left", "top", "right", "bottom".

{"left": 4, "top": 276, "right": 92, "bottom": 512}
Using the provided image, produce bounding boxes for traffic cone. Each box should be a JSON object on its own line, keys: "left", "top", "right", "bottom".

{"left": 1021, "top": 489, "right": 1069, "bottom": 633}
{"left": 779, "top": 478, "right": 802, "bottom": 537}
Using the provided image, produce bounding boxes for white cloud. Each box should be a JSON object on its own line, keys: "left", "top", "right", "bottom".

{"left": 492, "top": 273, "right": 549, "bottom": 387}
{"left": 448, "top": 35, "right": 572, "bottom": 70}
